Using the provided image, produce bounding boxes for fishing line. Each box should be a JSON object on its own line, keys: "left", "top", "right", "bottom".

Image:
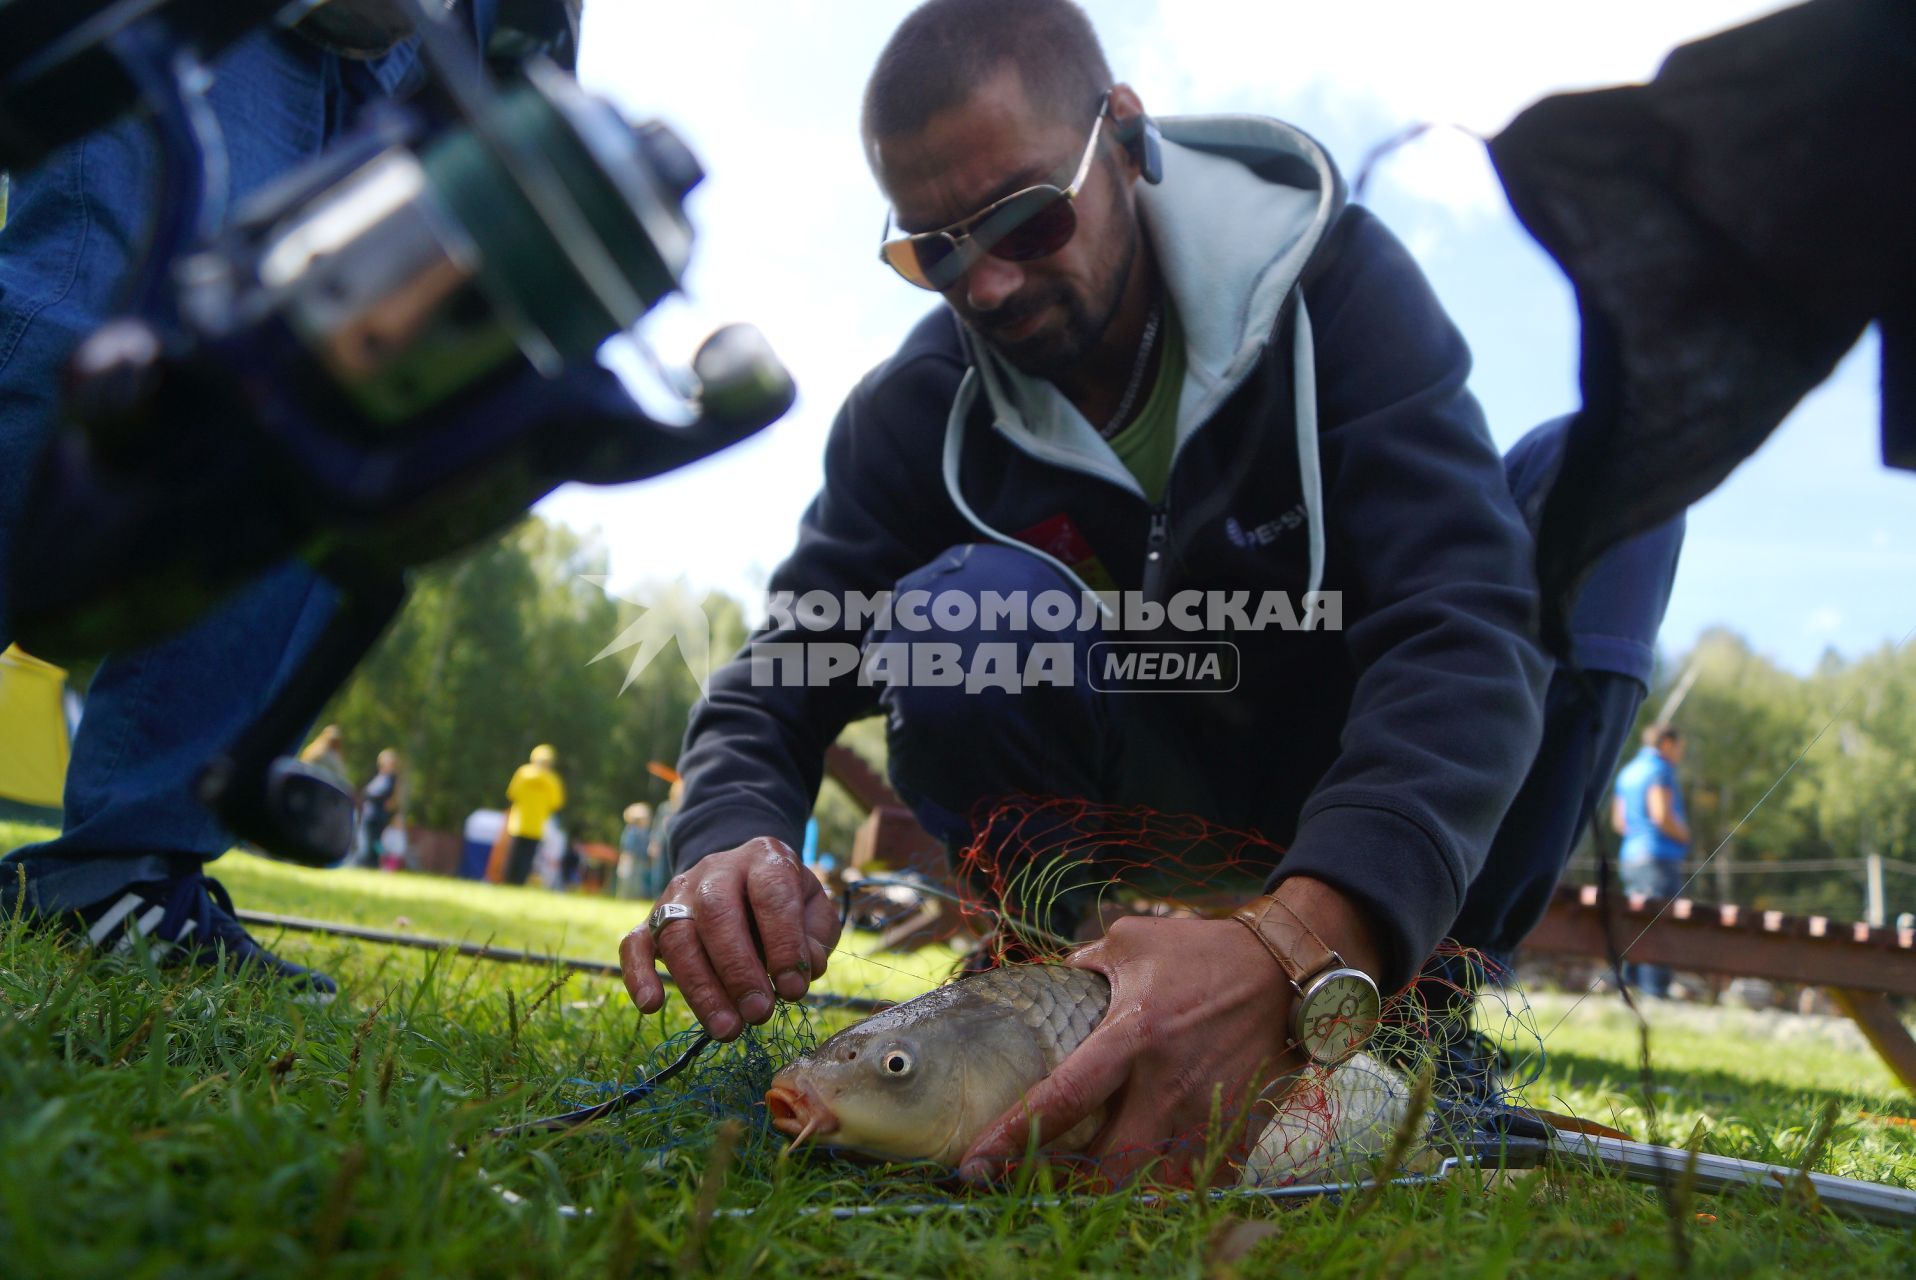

{"left": 489, "top": 1031, "right": 713, "bottom": 1138}
{"left": 474, "top": 871, "right": 939, "bottom": 1144}
{"left": 839, "top": 874, "right": 1076, "bottom": 954}
{"left": 234, "top": 910, "right": 895, "bottom": 1013}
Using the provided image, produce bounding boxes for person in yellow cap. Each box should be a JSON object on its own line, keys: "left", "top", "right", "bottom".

{"left": 503, "top": 745, "right": 566, "bottom": 886}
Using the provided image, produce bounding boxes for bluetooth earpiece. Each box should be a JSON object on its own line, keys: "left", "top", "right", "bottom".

{"left": 1114, "top": 111, "right": 1164, "bottom": 185}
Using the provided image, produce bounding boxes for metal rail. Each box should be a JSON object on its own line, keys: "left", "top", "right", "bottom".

{"left": 1544, "top": 1131, "right": 1916, "bottom": 1229}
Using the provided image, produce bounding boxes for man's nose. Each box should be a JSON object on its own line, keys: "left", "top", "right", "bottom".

{"left": 961, "top": 254, "right": 1025, "bottom": 311}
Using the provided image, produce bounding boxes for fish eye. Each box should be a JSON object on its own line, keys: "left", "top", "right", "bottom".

{"left": 881, "top": 1048, "right": 913, "bottom": 1076}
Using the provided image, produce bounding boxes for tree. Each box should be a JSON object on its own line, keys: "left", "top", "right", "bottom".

{"left": 321, "top": 518, "right": 750, "bottom": 844}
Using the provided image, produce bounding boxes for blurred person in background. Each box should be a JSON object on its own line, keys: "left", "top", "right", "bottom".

{"left": 617, "top": 802, "right": 654, "bottom": 899}
{"left": 1612, "top": 723, "right": 1691, "bottom": 997}
{"left": 504, "top": 744, "right": 566, "bottom": 886}
{"left": 359, "top": 749, "right": 408, "bottom": 872}
{"left": 298, "top": 725, "right": 352, "bottom": 792}
{"left": 645, "top": 779, "right": 683, "bottom": 893}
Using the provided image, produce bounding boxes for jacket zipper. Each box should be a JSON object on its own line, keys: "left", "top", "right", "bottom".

{"left": 1142, "top": 503, "right": 1171, "bottom": 601}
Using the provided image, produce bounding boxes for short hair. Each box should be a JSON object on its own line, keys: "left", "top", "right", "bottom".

{"left": 862, "top": 0, "right": 1113, "bottom": 146}
{"left": 1643, "top": 723, "right": 1681, "bottom": 748}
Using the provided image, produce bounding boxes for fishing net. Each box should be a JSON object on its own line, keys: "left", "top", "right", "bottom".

{"left": 495, "top": 795, "right": 1545, "bottom": 1202}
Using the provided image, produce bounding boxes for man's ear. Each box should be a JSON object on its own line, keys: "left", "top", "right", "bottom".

{"left": 1106, "top": 83, "right": 1163, "bottom": 185}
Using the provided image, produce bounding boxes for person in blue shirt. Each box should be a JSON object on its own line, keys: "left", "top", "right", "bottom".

{"left": 1611, "top": 723, "right": 1691, "bottom": 997}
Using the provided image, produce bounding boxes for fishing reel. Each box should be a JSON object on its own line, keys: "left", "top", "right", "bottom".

{"left": 1, "top": 0, "right": 795, "bottom": 864}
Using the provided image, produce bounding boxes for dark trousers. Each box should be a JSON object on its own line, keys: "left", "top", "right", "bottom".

{"left": 504, "top": 835, "right": 541, "bottom": 886}
{"left": 879, "top": 417, "right": 1684, "bottom": 976}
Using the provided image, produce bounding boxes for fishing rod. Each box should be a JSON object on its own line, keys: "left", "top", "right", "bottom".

{"left": 702, "top": 1119, "right": 1916, "bottom": 1227}
{"left": 234, "top": 909, "right": 895, "bottom": 1014}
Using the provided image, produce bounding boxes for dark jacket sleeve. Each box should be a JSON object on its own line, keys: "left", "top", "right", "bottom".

{"left": 664, "top": 344, "right": 963, "bottom": 870}
{"left": 1275, "top": 209, "right": 1551, "bottom": 990}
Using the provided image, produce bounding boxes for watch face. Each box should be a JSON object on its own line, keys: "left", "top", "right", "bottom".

{"left": 1294, "top": 969, "right": 1381, "bottom": 1065}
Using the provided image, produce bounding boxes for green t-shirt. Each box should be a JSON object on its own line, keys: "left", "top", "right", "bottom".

{"left": 1106, "top": 302, "right": 1185, "bottom": 505}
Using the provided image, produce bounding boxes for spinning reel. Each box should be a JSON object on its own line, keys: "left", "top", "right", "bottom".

{"left": 1, "top": 0, "right": 794, "bottom": 864}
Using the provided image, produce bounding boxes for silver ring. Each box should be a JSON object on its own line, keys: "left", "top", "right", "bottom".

{"left": 647, "top": 901, "right": 693, "bottom": 937}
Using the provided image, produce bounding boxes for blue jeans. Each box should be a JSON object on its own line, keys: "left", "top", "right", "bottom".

{"left": 1620, "top": 858, "right": 1687, "bottom": 997}
{"left": 879, "top": 416, "right": 1686, "bottom": 967}
{"left": 0, "top": 32, "right": 418, "bottom": 912}
{"left": 1453, "top": 418, "right": 1687, "bottom": 975}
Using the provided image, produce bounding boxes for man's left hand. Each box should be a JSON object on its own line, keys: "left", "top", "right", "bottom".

{"left": 956, "top": 876, "right": 1383, "bottom": 1188}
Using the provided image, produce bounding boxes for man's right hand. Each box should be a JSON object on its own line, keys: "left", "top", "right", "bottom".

{"left": 618, "top": 837, "right": 840, "bottom": 1040}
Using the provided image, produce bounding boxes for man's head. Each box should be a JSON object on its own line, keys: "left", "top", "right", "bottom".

{"left": 1643, "top": 724, "right": 1684, "bottom": 763}
{"left": 863, "top": 0, "right": 1149, "bottom": 378}
{"left": 531, "top": 744, "right": 557, "bottom": 767}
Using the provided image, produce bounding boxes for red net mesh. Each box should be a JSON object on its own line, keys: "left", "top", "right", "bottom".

{"left": 839, "top": 795, "right": 1542, "bottom": 1187}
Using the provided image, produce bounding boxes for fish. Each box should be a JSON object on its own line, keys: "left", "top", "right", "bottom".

{"left": 764, "top": 961, "right": 1420, "bottom": 1184}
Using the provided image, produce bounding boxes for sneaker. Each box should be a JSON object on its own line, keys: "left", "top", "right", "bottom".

{"left": 1389, "top": 950, "right": 1517, "bottom": 1105}
{"left": 1426, "top": 1027, "right": 1510, "bottom": 1111}
{"left": 70, "top": 873, "right": 337, "bottom": 1004}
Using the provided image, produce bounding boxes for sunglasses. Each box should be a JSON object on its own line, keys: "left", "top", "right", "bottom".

{"left": 878, "top": 95, "right": 1111, "bottom": 291}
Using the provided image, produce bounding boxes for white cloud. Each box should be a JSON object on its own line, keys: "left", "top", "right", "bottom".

{"left": 1806, "top": 607, "right": 1845, "bottom": 636}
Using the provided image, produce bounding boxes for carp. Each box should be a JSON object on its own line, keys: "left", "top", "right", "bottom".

{"left": 765, "top": 961, "right": 1420, "bottom": 1185}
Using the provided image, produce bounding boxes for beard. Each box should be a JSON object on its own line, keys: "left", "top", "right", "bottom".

{"left": 964, "top": 206, "right": 1141, "bottom": 380}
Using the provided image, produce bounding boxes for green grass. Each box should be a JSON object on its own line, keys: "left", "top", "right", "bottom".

{"left": 2, "top": 819, "right": 1914, "bottom": 1277}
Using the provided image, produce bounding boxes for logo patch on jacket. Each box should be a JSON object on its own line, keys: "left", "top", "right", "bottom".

{"left": 1016, "top": 514, "right": 1117, "bottom": 592}
{"left": 1224, "top": 504, "right": 1307, "bottom": 549}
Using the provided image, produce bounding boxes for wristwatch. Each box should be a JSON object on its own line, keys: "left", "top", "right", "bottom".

{"left": 1231, "top": 893, "right": 1381, "bottom": 1066}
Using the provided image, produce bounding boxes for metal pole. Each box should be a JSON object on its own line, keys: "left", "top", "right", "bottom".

{"left": 1653, "top": 661, "right": 1702, "bottom": 727}
{"left": 1548, "top": 1130, "right": 1916, "bottom": 1228}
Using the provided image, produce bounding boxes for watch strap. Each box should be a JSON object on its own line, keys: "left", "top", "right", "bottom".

{"left": 1231, "top": 892, "right": 1338, "bottom": 990}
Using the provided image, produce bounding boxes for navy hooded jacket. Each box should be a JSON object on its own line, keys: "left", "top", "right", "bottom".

{"left": 667, "top": 115, "right": 1549, "bottom": 989}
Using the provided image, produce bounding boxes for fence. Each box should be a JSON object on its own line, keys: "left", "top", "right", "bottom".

{"left": 1560, "top": 854, "right": 1916, "bottom": 926}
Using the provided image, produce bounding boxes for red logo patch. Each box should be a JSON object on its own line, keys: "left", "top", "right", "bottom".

{"left": 1014, "top": 514, "right": 1117, "bottom": 592}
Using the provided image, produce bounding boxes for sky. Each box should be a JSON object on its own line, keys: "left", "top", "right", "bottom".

{"left": 541, "top": 0, "right": 1914, "bottom": 675}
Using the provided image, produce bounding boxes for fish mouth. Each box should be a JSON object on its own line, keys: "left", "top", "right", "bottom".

{"left": 764, "top": 1081, "right": 837, "bottom": 1143}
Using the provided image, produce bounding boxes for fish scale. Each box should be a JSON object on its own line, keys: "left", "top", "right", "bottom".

{"left": 971, "top": 963, "right": 1111, "bottom": 1070}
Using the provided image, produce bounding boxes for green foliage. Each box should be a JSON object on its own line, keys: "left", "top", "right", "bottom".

{"left": 314, "top": 512, "right": 890, "bottom": 861}
{"left": 1656, "top": 628, "right": 1820, "bottom": 862}
{"left": 319, "top": 518, "right": 750, "bottom": 842}
{"left": 1, "top": 853, "right": 1913, "bottom": 1278}
{"left": 1794, "top": 643, "right": 1916, "bottom": 867}
{"left": 1614, "top": 629, "right": 1916, "bottom": 919}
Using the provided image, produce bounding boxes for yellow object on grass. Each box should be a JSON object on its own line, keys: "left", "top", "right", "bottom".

{"left": 0, "top": 645, "right": 72, "bottom": 810}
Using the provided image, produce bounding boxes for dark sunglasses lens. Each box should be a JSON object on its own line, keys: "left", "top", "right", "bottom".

{"left": 990, "top": 193, "right": 1077, "bottom": 262}
{"left": 912, "top": 233, "right": 962, "bottom": 284}
{"left": 883, "top": 232, "right": 965, "bottom": 290}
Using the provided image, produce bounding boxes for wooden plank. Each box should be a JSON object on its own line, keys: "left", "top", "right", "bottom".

{"left": 1523, "top": 892, "right": 1916, "bottom": 997}
{"left": 1829, "top": 989, "right": 1916, "bottom": 1092}
{"left": 824, "top": 743, "right": 901, "bottom": 814}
